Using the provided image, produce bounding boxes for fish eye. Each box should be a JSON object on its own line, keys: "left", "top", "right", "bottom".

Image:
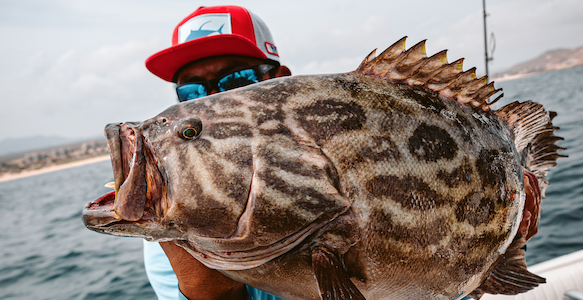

{"left": 177, "top": 118, "right": 203, "bottom": 140}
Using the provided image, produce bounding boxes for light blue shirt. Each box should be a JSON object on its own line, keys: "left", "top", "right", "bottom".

{"left": 143, "top": 240, "right": 287, "bottom": 300}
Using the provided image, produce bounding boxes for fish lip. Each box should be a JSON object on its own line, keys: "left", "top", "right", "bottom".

{"left": 82, "top": 122, "right": 167, "bottom": 230}
{"left": 82, "top": 191, "right": 121, "bottom": 227}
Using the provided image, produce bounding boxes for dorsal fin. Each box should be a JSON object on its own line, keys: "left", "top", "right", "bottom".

{"left": 357, "top": 37, "right": 565, "bottom": 196}
{"left": 468, "top": 234, "right": 546, "bottom": 299}
{"left": 356, "top": 36, "right": 502, "bottom": 111}
{"left": 494, "top": 101, "right": 567, "bottom": 197}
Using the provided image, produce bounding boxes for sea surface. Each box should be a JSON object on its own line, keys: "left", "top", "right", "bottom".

{"left": 1, "top": 65, "right": 583, "bottom": 300}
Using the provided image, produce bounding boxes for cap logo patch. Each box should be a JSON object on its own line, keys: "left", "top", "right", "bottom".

{"left": 265, "top": 42, "right": 279, "bottom": 56}
{"left": 179, "top": 13, "right": 232, "bottom": 44}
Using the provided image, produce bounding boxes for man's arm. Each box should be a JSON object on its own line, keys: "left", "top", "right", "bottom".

{"left": 159, "top": 242, "right": 247, "bottom": 300}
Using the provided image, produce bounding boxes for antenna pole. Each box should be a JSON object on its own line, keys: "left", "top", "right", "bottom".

{"left": 482, "top": 0, "right": 490, "bottom": 79}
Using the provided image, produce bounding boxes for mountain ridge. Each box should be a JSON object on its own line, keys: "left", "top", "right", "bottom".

{"left": 0, "top": 135, "right": 102, "bottom": 158}
{"left": 493, "top": 45, "right": 583, "bottom": 81}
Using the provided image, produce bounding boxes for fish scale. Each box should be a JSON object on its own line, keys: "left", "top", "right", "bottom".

{"left": 83, "top": 37, "right": 564, "bottom": 299}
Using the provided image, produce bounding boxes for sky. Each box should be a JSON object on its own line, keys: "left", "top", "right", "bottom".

{"left": 1, "top": 0, "right": 582, "bottom": 142}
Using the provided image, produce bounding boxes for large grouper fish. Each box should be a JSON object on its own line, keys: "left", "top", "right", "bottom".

{"left": 83, "top": 37, "right": 565, "bottom": 300}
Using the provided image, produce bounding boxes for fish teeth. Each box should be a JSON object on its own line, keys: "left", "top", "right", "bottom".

{"left": 104, "top": 182, "right": 115, "bottom": 189}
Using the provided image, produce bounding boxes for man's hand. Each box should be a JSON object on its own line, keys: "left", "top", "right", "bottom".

{"left": 159, "top": 241, "right": 247, "bottom": 300}
{"left": 519, "top": 168, "right": 542, "bottom": 242}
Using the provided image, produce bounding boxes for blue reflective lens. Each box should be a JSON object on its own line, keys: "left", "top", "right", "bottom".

{"left": 176, "top": 64, "right": 275, "bottom": 102}
{"left": 176, "top": 84, "right": 207, "bottom": 102}
{"left": 218, "top": 69, "right": 259, "bottom": 92}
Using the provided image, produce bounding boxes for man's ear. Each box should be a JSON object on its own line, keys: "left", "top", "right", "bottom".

{"left": 274, "top": 65, "right": 291, "bottom": 78}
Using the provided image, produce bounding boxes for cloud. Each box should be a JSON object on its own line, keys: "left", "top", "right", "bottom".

{"left": 1, "top": 0, "right": 582, "bottom": 141}
{"left": 479, "top": 0, "right": 583, "bottom": 73}
{"left": 0, "top": 37, "right": 176, "bottom": 140}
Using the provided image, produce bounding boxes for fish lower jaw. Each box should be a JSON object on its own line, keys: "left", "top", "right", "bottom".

{"left": 82, "top": 188, "right": 165, "bottom": 230}
{"left": 179, "top": 221, "right": 321, "bottom": 270}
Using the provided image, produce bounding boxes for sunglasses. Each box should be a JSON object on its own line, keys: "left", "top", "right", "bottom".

{"left": 176, "top": 64, "right": 276, "bottom": 102}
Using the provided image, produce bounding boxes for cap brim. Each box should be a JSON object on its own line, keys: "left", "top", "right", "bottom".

{"left": 146, "top": 35, "right": 268, "bottom": 82}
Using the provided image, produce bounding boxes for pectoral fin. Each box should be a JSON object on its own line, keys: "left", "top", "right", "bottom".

{"left": 312, "top": 245, "right": 366, "bottom": 300}
{"left": 469, "top": 234, "right": 545, "bottom": 299}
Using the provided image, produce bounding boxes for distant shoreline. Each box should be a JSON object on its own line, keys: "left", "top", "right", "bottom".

{"left": 0, "top": 155, "right": 110, "bottom": 183}
{"left": 492, "top": 72, "right": 537, "bottom": 82}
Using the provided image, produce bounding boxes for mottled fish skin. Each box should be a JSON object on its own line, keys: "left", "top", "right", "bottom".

{"left": 81, "top": 36, "right": 565, "bottom": 299}
{"left": 121, "top": 72, "right": 522, "bottom": 299}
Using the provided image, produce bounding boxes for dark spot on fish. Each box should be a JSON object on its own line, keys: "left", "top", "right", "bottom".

{"left": 437, "top": 157, "right": 473, "bottom": 188}
{"left": 175, "top": 197, "right": 236, "bottom": 238}
{"left": 252, "top": 106, "right": 285, "bottom": 126}
{"left": 207, "top": 159, "right": 251, "bottom": 202}
{"left": 223, "top": 146, "right": 253, "bottom": 169}
{"left": 296, "top": 99, "right": 366, "bottom": 142}
{"left": 360, "top": 136, "right": 401, "bottom": 162}
{"left": 476, "top": 149, "right": 506, "bottom": 186}
{"left": 208, "top": 122, "right": 253, "bottom": 139}
{"left": 258, "top": 170, "right": 333, "bottom": 214}
{"left": 250, "top": 197, "right": 312, "bottom": 240}
{"left": 370, "top": 209, "right": 448, "bottom": 247}
{"left": 324, "top": 161, "right": 342, "bottom": 193}
{"left": 402, "top": 87, "right": 446, "bottom": 113}
{"left": 337, "top": 75, "right": 419, "bottom": 117}
{"left": 455, "top": 192, "right": 495, "bottom": 226}
{"left": 258, "top": 123, "right": 293, "bottom": 137}
{"left": 366, "top": 175, "right": 447, "bottom": 210}
{"left": 334, "top": 78, "right": 361, "bottom": 97}
{"left": 408, "top": 124, "right": 458, "bottom": 162}
{"left": 226, "top": 174, "right": 252, "bottom": 200}
{"left": 251, "top": 78, "right": 307, "bottom": 105}
{"left": 210, "top": 98, "right": 246, "bottom": 118}
{"left": 195, "top": 139, "right": 214, "bottom": 152}
{"left": 336, "top": 136, "right": 400, "bottom": 168}
{"left": 475, "top": 230, "right": 508, "bottom": 250}
{"left": 454, "top": 113, "right": 474, "bottom": 142}
{"left": 258, "top": 146, "right": 321, "bottom": 179}
{"left": 456, "top": 230, "right": 509, "bottom": 276}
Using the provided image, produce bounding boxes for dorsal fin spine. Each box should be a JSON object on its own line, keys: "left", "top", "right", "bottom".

{"left": 356, "top": 37, "right": 502, "bottom": 111}
{"left": 486, "top": 92, "right": 505, "bottom": 108}
{"left": 472, "top": 82, "right": 499, "bottom": 104}
{"left": 365, "top": 37, "right": 407, "bottom": 74}
{"left": 426, "top": 58, "right": 465, "bottom": 91}
{"left": 357, "top": 49, "right": 377, "bottom": 71}
{"left": 406, "top": 55, "right": 450, "bottom": 86}
{"left": 440, "top": 68, "right": 478, "bottom": 97}
{"left": 456, "top": 76, "right": 489, "bottom": 102}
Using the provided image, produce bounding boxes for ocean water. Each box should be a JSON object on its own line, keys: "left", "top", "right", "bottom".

{"left": 1, "top": 65, "right": 582, "bottom": 299}
{"left": 494, "top": 65, "right": 583, "bottom": 264}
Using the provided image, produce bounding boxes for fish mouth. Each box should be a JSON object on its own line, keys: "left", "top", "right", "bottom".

{"left": 82, "top": 122, "right": 168, "bottom": 232}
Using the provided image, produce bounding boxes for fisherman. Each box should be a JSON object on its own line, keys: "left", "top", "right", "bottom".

{"left": 141, "top": 5, "right": 543, "bottom": 300}
{"left": 143, "top": 5, "right": 290, "bottom": 300}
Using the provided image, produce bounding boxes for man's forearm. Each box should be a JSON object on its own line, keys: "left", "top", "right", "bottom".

{"left": 159, "top": 241, "right": 247, "bottom": 300}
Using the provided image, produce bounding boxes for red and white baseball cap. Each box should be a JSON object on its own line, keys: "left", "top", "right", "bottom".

{"left": 145, "top": 6, "right": 280, "bottom": 82}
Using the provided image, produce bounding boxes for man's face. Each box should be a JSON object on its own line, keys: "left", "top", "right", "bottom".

{"left": 175, "top": 55, "right": 271, "bottom": 95}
